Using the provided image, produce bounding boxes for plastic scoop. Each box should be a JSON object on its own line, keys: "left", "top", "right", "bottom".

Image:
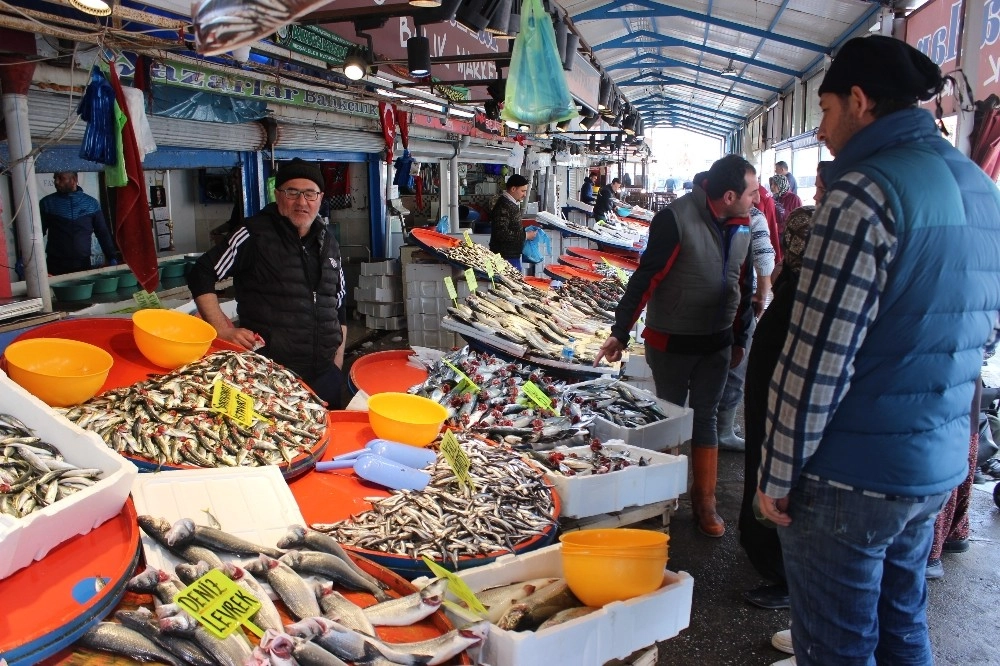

{"left": 315, "top": 453, "right": 431, "bottom": 491}
{"left": 333, "top": 439, "right": 437, "bottom": 469}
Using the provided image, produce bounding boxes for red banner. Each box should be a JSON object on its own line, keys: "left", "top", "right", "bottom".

{"left": 379, "top": 101, "right": 396, "bottom": 163}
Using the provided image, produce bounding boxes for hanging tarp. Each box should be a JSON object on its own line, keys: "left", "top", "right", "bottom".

{"left": 151, "top": 86, "right": 268, "bottom": 123}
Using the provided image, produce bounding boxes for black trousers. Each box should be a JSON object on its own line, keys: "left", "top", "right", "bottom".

{"left": 305, "top": 365, "right": 343, "bottom": 410}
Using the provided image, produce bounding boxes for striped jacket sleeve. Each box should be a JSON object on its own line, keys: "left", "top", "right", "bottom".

{"left": 187, "top": 226, "right": 252, "bottom": 298}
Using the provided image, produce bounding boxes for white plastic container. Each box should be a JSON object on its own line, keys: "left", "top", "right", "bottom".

{"left": 543, "top": 443, "right": 687, "bottom": 519}
{"left": 0, "top": 371, "right": 138, "bottom": 579}
{"left": 431, "top": 544, "right": 693, "bottom": 666}
{"left": 570, "top": 378, "right": 693, "bottom": 451}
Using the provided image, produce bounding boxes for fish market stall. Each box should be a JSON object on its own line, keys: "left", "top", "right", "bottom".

{"left": 534, "top": 211, "right": 646, "bottom": 252}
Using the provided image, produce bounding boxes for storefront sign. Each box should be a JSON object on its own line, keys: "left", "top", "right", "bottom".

{"left": 275, "top": 24, "right": 354, "bottom": 66}
{"left": 474, "top": 112, "right": 504, "bottom": 135}
{"left": 905, "top": 0, "right": 963, "bottom": 114}
{"left": 565, "top": 52, "right": 600, "bottom": 113}
{"left": 978, "top": 0, "right": 1000, "bottom": 96}
{"left": 150, "top": 60, "right": 379, "bottom": 118}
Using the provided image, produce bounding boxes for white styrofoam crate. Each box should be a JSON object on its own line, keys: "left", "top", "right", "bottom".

{"left": 406, "top": 295, "right": 448, "bottom": 316}
{"left": 365, "top": 314, "right": 406, "bottom": 331}
{"left": 405, "top": 263, "right": 453, "bottom": 282}
{"left": 358, "top": 274, "right": 402, "bottom": 290}
{"left": 361, "top": 260, "right": 400, "bottom": 276}
{"left": 0, "top": 372, "right": 138, "bottom": 579}
{"left": 407, "top": 313, "right": 441, "bottom": 332}
{"left": 408, "top": 329, "right": 458, "bottom": 350}
{"left": 623, "top": 350, "right": 652, "bottom": 379}
{"left": 543, "top": 444, "right": 687, "bottom": 519}
{"left": 570, "top": 378, "right": 693, "bottom": 451}
{"left": 358, "top": 301, "right": 404, "bottom": 317}
{"left": 354, "top": 285, "right": 402, "bottom": 303}
{"left": 431, "top": 544, "right": 692, "bottom": 666}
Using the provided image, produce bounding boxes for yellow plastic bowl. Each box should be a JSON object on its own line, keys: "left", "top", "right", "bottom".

{"left": 560, "top": 529, "right": 669, "bottom": 606}
{"left": 132, "top": 309, "right": 217, "bottom": 369}
{"left": 4, "top": 338, "right": 113, "bottom": 406}
{"left": 367, "top": 392, "right": 449, "bottom": 447}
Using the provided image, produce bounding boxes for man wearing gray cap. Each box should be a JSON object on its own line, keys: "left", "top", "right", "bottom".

{"left": 188, "top": 158, "right": 347, "bottom": 407}
{"left": 755, "top": 35, "right": 1000, "bottom": 665}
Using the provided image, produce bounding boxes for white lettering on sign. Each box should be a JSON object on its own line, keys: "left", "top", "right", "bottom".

{"left": 913, "top": 0, "right": 962, "bottom": 64}
{"left": 984, "top": 0, "right": 1000, "bottom": 48}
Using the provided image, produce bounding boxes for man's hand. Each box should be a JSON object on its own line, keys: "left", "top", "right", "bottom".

{"left": 730, "top": 345, "right": 745, "bottom": 368}
{"left": 594, "top": 336, "right": 625, "bottom": 366}
{"left": 216, "top": 326, "right": 259, "bottom": 350}
{"left": 756, "top": 489, "right": 792, "bottom": 527}
{"left": 752, "top": 294, "right": 765, "bottom": 318}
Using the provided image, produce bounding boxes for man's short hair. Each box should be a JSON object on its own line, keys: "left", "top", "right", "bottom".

{"left": 505, "top": 174, "right": 529, "bottom": 189}
{"left": 611, "top": 178, "right": 621, "bottom": 185}
{"left": 705, "top": 154, "right": 753, "bottom": 200}
{"left": 775, "top": 161, "right": 788, "bottom": 171}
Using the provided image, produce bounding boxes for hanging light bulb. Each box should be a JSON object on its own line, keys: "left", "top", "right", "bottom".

{"left": 70, "top": 0, "right": 111, "bottom": 15}
{"left": 407, "top": 36, "right": 432, "bottom": 77}
{"left": 343, "top": 52, "right": 368, "bottom": 81}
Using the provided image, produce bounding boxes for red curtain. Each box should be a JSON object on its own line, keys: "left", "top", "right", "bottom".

{"left": 108, "top": 62, "right": 158, "bottom": 292}
{"left": 970, "top": 94, "right": 1000, "bottom": 181}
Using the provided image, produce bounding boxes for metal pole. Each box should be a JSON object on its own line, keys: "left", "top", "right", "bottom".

{"left": 449, "top": 157, "right": 460, "bottom": 233}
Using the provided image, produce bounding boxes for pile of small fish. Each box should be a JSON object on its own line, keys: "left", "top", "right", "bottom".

{"left": 445, "top": 276, "right": 615, "bottom": 365}
{"left": 464, "top": 577, "right": 596, "bottom": 632}
{"left": 56, "top": 351, "right": 327, "bottom": 469}
{"left": 0, "top": 413, "right": 104, "bottom": 518}
{"left": 78, "top": 516, "right": 486, "bottom": 665}
{"left": 312, "top": 434, "right": 557, "bottom": 565}
{"left": 561, "top": 380, "right": 669, "bottom": 428}
{"left": 527, "top": 441, "right": 651, "bottom": 477}
{"left": 536, "top": 212, "right": 642, "bottom": 249}
{"left": 438, "top": 241, "right": 524, "bottom": 281}
{"left": 558, "top": 277, "right": 625, "bottom": 316}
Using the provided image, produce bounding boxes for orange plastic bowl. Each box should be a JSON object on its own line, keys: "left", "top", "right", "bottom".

{"left": 4, "top": 338, "right": 113, "bottom": 406}
{"left": 132, "top": 309, "right": 217, "bottom": 369}
{"left": 367, "top": 392, "right": 449, "bottom": 447}
{"left": 560, "top": 528, "right": 669, "bottom": 606}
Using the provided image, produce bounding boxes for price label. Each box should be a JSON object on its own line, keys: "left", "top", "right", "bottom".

{"left": 211, "top": 380, "right": 256, "bottom": 427}
{"left": 132, "top": 290, "right": 162, "bottom": 310}
{"left": 521, "top": 381, "right": 554, "bottom": 413}
{"left": 463, "top": 268, "right": 479, "bottom": 293}
{"left": 463, "top": 229, "right": 473, "bottom": 246}
{"left": 443, "top": 276, "right": 458, "bottom": 303}
{"left": 484, "top": 257, "right": 495, "bottom": 287}
{"left": 173, "top": 569, "right": 262, "bottom": 639}
{"left": 493, "top": 253, "right": 507, "bottom": 273}
{"left": 603, "top": 258, "right": 628, "bottom": 283}
{"left": 421, "top": 556, "right": 489, "bottom": 616}
{"left": 441, "top": 360, "right": 479, "bottom": 393}
{"left": 440, "top": 430, "right": 474, "bottom": 490}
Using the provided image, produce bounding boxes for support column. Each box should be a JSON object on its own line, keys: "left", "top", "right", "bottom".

{"left": 0, "top": 57, "right": 49, "bottom": 310}
{"left": 448, "top": 156, "right": 460, "bottom": 233}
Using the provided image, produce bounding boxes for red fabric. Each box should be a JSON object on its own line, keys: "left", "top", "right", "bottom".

{"left": 757, "top": 185, "right": 782, "bottom": 264}
{"left": 321, "top": 163, "right": 349, "bottom": 197}
{"left": 414, "top": 175, "right": 423, "bottom": 209}
{"left": 108, "top": 62, "right": 158, "bottom": 292}
{"left": 379, "top": 101, "right": 396, "bottom": 163}
{"left": 395, "top": 108, "right": 409, "bottom": 149}
{"left": 971, "top": 100, "right": 1000, "bottom": 180}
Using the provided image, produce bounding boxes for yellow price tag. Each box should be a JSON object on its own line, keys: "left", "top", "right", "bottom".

{"left": 463, "top": 268, "right": 479, "bottom": 293}
{"left": 211, "top": 380, "right": 256, "bottom": 427}
{"left": 463, "top": 229, "right": 473, "bottom": 246}
{"left": 443, "top": 276, "right": 458, "bottom": 303}
{"left": 493, "top": 253, "right": 507, "bottom": 273}
{"left": 132, "top": 290, "right": 162, "bottom": 310}
{"left": 521, "top": 381, "right": 554, "bottom": 413}
{"left": 442, "top": 360, "right": 479, "bottom": 393}
{"left": 440, "top": 430, "right": 474, "bottom": 490}
{"left": 484, "top": 257, "right": 495, "bottom": 287}
{"left": 173, "top": 569, "right": 262, "bottom": 639}
{"left": 421, "top": 557, "right": 489, "bottom": 617}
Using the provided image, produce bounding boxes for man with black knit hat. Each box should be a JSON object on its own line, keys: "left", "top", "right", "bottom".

{"left": 188, "top": 158, "right": 347, "bottom": 407}
{"left": 755, "top": 35, "right": 1000, "bottom": 666}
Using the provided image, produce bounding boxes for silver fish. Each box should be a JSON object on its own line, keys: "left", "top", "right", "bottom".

{"left": 220, "top": 562, "right": 284, "bottom": 634}
{"left": 536, "top": 606, "right": 598, "bottom": 630}
{"left": 116, "top": 608, "right": 215, "bottom": 666}
{"left": 380, "top": 620, "right": 491, "bottom": 666}
{"left": 192, "top": 0, "right": 332, "bottom": 56}
{"left": 496, "top": 580, "right": 583, "bottom": 631}
{"left": 280, "top": 550, "right": 388, "bottom": 601}
{"left": 363, "top": 577, "right": 447, "bottom": 627}
{"left": 78, "top": 622, "right": 183, "bottom": 665}
{"left": 137, "top": 515, "right": 226, "bottom": 569}
{"left": 158, "top": 611, "right": 254, "bottom": 666}
{"left": 285, "top": 617, "right": 393, "bottom": 664}
{"left": 258, "top": 554, "right": 322, "bottom": 620}
{"left": 316, "top": 582, "right": 376, "bottom": 636}
{"left": 165, "top": 517, "right": 285, "bottom": 558}
{"left": 474, "top": 577, "right": 562, "bottom": 624}
{"left": 277, "top": 525, "right": 386, "bottom": 592}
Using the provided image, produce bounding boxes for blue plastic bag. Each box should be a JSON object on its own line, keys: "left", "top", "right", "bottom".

{"left": 521, "top": 225, "right": 550, "bottom": 263}
{"left": 435, "top": 216, "right": 450, "bottom": 234}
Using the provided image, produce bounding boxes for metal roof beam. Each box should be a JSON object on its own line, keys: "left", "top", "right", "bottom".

{"left": 593, "top": 31, "right": 799, "bottom": 78}
{"left": 605, "top": 54, "right": 782, "bottom": 94}
{"left": 618, "top": 71, "right": 764, "bottom": 106}
{"left": 644, "top": 106, "right": 739, "bottom": 129}
{"left": 794, "top": 4, "right": 880, "bottom": 90}
{"left": 574, "top": 0, "right": 826, "bottom": 53}
{"left": 658, "top": 116, "right": 728, "bottom": 136}
{"left": 662, "top": 110, "right": 737, "bottom": 131}
{"left": 632, "top": 97, "right": 745, "bottom": 121}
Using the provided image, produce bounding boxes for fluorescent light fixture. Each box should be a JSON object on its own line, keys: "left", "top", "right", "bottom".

{"left": 343, "top": 53, "right": 367, "bottom": 80}
{"left": 70, "top": 0, "right": 111, "bottom": 15}
{"left": 376, "top": 89, "right": 405, "bottom": 98}
{"left": 451, "top": 108, "right": 476, "bottom": 118}
{"left": 410, "top": 0, "right": 442, "bottom": 6}
{"left": 720, "top": 59, "right": 738, "bottom": 77}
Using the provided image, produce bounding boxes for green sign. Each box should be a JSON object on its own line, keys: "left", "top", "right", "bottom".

{"left": 275, "top": 25, "right": 354, "bottom": 66}
{"left": 150, "top": 60, "right": 379, "bottom": 119}
{"left": 132, "top": 290, "right": 162, "bottom": 310}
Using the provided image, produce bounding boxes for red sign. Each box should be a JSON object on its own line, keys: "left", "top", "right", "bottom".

{"left": 977, "top": 0, "right": 1000, "bottom": 98}
{"left": 905, "top": 0, "right": 963, "bottom": 114}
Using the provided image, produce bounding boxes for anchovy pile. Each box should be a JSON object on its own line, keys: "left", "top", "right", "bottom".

{"left": 0, "top": 413, "right": 104, "bottom": 518}
{"left": 438, "top": 241, "right": 524, "bottom": 281}
{"left": 561, "top": 379, "right": 669, "bottom": 428}
{"left": 312, "top": 435, "right": 557, "bottom": 565}
{"left": 56, "top": 351, "right": 327, "bottom": 469}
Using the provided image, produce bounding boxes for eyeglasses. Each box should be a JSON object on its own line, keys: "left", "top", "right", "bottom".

{"left": 277, "top": 188, "right": 322, "bottom": 202}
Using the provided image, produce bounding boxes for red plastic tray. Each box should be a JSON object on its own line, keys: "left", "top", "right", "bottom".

{"left": 348, "top": 349, "right": 428, "bottom": 396}
{"left": 564, "top": 247, "right": 640, "bottom": 271}
{"left": 524, "top": 276, "right": 552, "bottom": 291}
{"left": 410, "top": 227, "right": 461, "bottom": 250}
{"left": 544, "top": 264, "right": 606, "bottom": 282}
{"left": 557, "top": 255, "right": 597, "bottom": 271}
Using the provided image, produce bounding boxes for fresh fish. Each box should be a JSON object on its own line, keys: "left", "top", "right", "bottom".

{"left": 174, "top": 561, "right": 212, "bottom": 586}
{"left": 316, "top": 582, "right": 376, "bottom": 636}
{"left": 137, "top": 515, "right": 225, "bottom": 569}
{"left": 221, "top": 562, "right": 284, "bottom": 633}
{"left": 127, "top": 567, "right": 185, "bottom": 606}
{"left": 280, "top": 550, "right": 388, "bottom": 601}
{"left": 258, "top": 554, "right": 321, "bottom": 620}
{"left": 285, "top": 617, "right": 395, "bottom": 664}
{"left": 192, "top": 0, "right": 332, "bottom": 56}
{"left": 158, "top": 611, "right": 254, "bottom": 666}
{"left": 78, "top": 622, "right": 183, "bottom": 665}
{"left": 472, "top": 578, "right": 562, "bottom": 624}
{"left": 116, "top": 608, "right": 215, "bottom": 666}
{"left": 260, "top": 629, "right": 298, "bottom": 666}
{"left": 363, "top": 577, "right": 447, "bottom": 627}
{"left": 536, "top": 606, "right": 598, "bottom": 630}
{"left": 380, "top": 620, "right": 490, "bottom": 666}
{"left": 165, "top": 517, "right": 285, "bottom": 558}
{"left": 277, "top": 526, "right": 386, "bottom": 592}
{"left": 496, "top": 580, "right": 583, "bottom": 631}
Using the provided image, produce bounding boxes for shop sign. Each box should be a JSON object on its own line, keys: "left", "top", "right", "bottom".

{"left": 149, "top": 60, "right": 379, "bottom": 118}
{"left": 565, "top": 52, "right": 600, "bottom": 112}
{"left": 905, "top": 0, "right": 962, "bottom": 114}
{"left": 274, "top": 24, "right": 354, "bottom": 66}
{"left": 474, "top": 112, "right": 503, "bottom": 135}
{"left": 979, "top": 0, "right": 1000, "bottom": 96}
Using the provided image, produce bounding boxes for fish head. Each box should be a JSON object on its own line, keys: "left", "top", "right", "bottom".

{"left": 260, "top": 553, "right": 280, "bottom": 570}
{"left": 277, "top": 551, "right": 299, "bottom": 567}
{"left": 459, "top": 620, "right": 491, "bottom": 642}
{"left": 285, "top": 616, "right": 332, "bottom": 640}
{"left": 266, "top": 633, "right": 296, "bottom": 662}
{"left": 419, "top": 577, "right": 449, "bottom": 607}
{"left": 137, "top": 515, "right": 171, "bottom": 538}
{"left": 164, "top": 517, "right": 196, "bottom": 547}
{"left": 276, "top": 525, "right": 307, "bottom": 549}
{"left": 314, "top": 580, "right": 334, "bottom": 599}
{"left": 247, "top": 646, "right": 271, "bottom": 666}
{"left": 154, "top": 603, "right": 182, "bottom": 619}
{"left": 126, "top": 567, "right": 161, "bottom": 592}
{"left": 159, "top": 612, "right": 197, "bottom": 634}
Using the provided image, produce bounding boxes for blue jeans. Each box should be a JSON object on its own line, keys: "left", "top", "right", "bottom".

{"left": 778, "top": 476, "right": 949, "bottom": 666}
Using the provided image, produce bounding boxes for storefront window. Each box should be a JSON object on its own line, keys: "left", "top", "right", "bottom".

{"left": 803, "top": 74, "right": 823, "bottom": 132}
{"left": 793, "top": 147, "right": 820, "bottom": 203}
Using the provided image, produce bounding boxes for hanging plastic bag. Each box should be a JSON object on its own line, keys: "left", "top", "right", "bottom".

{"left": 77, "top": 69, "right": 117, "bottom": 165}
{"left": 501, "top": 0, "right": 577, "bottom": 126}
{"left": 521, "top": 225, "right": 550, "bottom": 263}
{"left": 435, "top": 215, "right": 450, "bottom": 234}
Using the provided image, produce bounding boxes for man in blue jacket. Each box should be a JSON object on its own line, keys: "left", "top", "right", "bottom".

{"left": 40, "top": 172, "right": 117, "bottom": 275}
{"left": 756, "top": 36, "right": 1000, "bottom": 666}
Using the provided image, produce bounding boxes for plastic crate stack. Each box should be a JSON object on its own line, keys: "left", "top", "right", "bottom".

{"left": 355, "top": 260, "right": 404, "bottom": 330}
{"left": 403, "top": 262, "right": 473, "bottom": 350}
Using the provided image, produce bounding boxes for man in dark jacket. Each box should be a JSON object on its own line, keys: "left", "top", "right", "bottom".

{"left": 188, "top": 159, "right": 347, "bottom": 407}
{"left": 592, "top": 177, "right": 623, "bottom": 222}
{"left": 489, "top": 174, "right": 534, "bottom": 271}
{"left": 39, "top": 171, "right": 117, "bottom": 275}
{"left": 579, "top": 174, "right": 597, "bottom": 203}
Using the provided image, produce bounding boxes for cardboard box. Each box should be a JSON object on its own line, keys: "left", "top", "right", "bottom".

{"left": 0, "top": 372, "right": 138, "bottom": 579}
{"left": 361, "top": 260, "right": 400, "bottom": 276}
{"left": 543, "top": 444, "right": 687, "bottom": 519}
{"left": 570, "top": 378, "right": 693, "bottom": 451}
{"left": 366, "top": 314, "right": 406, "bottom": 331}
{"left": 434, "top": 544, "right": 693, "bottom": 666}
{"left": 358, "top": 301, "right": 404, "bottom": 318}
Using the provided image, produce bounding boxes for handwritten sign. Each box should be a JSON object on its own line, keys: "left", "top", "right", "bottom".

{"left": 443, "top": 276, "right": 458, "bottom": 304}
{"left": 463, "top": 229, "right": 474, "bottom": 246}
{"left": 521, "top": 381, "right": 554, "bottom": 413}
{"left": 442, "top": 360, "right": 479, "bottom": 394}
{"left": 173, "top": 569, "right": 262, "bottom": 638}
{"left": 493, "top": 253, "right": 507, "bottom": 274}
{"left": 440, "top": 430, "right": 473, "bottom": 490}
{"left": 132, "top": 290, "right": 162, "bottom": 310}
{"left": 484, "top": 256, "right": 495, "bottom": 287}
{"left": 463, "top": 268, "right": 479, "bottom": 294}
{"left": 211, "top": 380, "right": 255, "bottom": 427}
{"left": 421, "top": 556, "right": 489, "bottom": 616}
{"left": 603, "top": 258, "right": 629, "bottom": 283}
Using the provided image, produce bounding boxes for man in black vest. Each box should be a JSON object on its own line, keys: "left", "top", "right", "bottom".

{"left": 188, "top": 159, "right": 347, "bottom": 407}
{"left": 593, "top": 177, "right": 623, "bottom": 222}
